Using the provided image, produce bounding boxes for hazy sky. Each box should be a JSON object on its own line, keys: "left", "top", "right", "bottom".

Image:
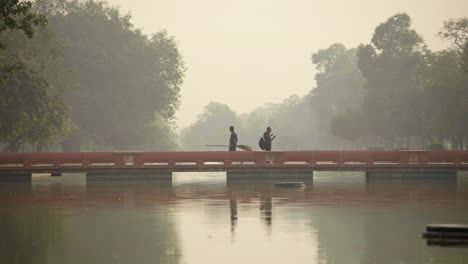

{"left": 107, "top": 0, "right": 467, "bottom": 128}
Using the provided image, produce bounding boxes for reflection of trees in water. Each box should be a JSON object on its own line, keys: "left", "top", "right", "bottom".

{"left": 0, "top": 209, "right": 65, "bottom": 264}
{"left": 226, "top": 180, "right": 468, "bottom": 263}
{"left": 2, "top": 179, "right": 466, "bottom": 264}
{"left": 63, "top": 208, "right": 181, "bottom": 264}
{"left": 0, "top": 183, "right": 65, "bottom": 264}
{"left": 61, "top": 182, "right": 181, "bottom": 264}
{"left": 307, "top": 182, "right": 468, "bottom": 264}
{"left": 0, "top": 182, "right": 181, "bottom": 264}
{"left": 306, "top": 207, "right": 367, "bottom": 264}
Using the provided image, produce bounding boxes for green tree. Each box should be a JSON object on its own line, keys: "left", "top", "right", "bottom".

{"left": 181, "top": 102, "right": 241, "bottom": 150}
{"left": 424, "top": 50, "right": 468, "bottom": 149}
{"left": 137, "top": 113, "right": 180, "bottom": 151}
{"left": 310, "top": 43, "right": 365, "bottom": 149}
{"left": 181, "top": 43, "right": 365, "bottom": 151}
{"left": 40, "top": 0, "right": 185, "bottom": 150}
{"left": 0, "top": 0, "right": 47, "bottom": 49}
{"left": 0, "top": 1, "right": 70, "bottom": 151}
{"left": 435, "top": 17, "right": 468, "bottom": 148}
{"left": 238, "top": 95, "right": 310, "bottom": 150}
{"left": 438, "top": 18, "right": 468, "bottom": 52}
{"left": 330, "top": 110, "right": 363, "bottom": 142}
{"left": 356, "top": 13, "right": 428, "bottom": 148}
{"left": 330, "top": 14, "right": 468, "bottom": 149}
{"left": 438, "top": 17, "right": 468, "bottom": 72}
{"left": 0, "top": 63, "right": 70, "bottom": 151}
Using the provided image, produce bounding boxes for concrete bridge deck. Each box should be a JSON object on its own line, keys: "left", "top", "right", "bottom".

{"left": 0, "top": 150, "right": 467, "bottom": 181}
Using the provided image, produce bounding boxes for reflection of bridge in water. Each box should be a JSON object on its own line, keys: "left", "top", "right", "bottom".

{"left": 1, "top": 178, "right": 466, "bottom": 262}
{"left": 0, "top": 150, "right": 467, "bottom": 181}
{"left": 2, "top": 179, "right": 464, "bottom": 216}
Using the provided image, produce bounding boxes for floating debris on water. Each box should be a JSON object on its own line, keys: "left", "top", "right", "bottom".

{"left": 273, "top": 181, "right": 305, "bottom": 187}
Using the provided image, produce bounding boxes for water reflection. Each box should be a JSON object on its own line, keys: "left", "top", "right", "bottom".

{"left": 0, "top": 173, "right": 467, "bottom": 264}
{"left": 0, "top": 181, "right": 181, "bottom": 264}
{"left": 0, "top": 183, "right": 65, "bottom": 264}
{"left": 227, "top": 181, "right": 277, "bottom": 233}
{"left": 65, "top": 182, "right": 181, "bottom": 264}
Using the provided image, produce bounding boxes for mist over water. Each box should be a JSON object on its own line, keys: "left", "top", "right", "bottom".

{"left": 1, "top": 1, "right": 468, "bottom": 263}
{"left": 1, "top": 0, "right": 467, "bottom": 151}
{"left": 1, "top": 172, "right": 467, "bottom": 264}
{"left": 107, "top": 0, "right": 468, "bottom": 128}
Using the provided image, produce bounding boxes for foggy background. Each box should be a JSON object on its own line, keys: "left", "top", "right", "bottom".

{"left": 107, "top": 0, "right": 468, "bottom": 127}
{"left": 0, "top": 0, "right": 467, "bottom": 152}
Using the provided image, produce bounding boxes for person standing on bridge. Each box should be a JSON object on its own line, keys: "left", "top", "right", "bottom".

{"left": 229, "top": 126, "right": 238, "bottom": 151}
{"left": 263, "top": 127, "right": 276, "bottom": 151}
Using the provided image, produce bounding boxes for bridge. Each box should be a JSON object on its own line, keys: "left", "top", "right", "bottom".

{"left": 0, "top": 150, "right": 467, "bottom": 181}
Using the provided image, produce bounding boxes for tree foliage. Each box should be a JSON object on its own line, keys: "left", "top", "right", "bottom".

{"left": 0, "top": 0, "right": 47, "bottom": 49}
{"left": 332, "top": 14, "right": 468, "bottom": 149}
{"left": 42, "top": 0, "right": 185, "bottom": 150}
{"left": 438, "top": 18, "right": 468, "bottom": 51}
{"left": 0, "top": 0, "right": 185, "bottom": 151}
{"left": 354, "top": 13, "right": 428, "bottom": 146}
{"left": 0, "top": 1, "right": 70, "bottom": 151}
{"left": 0, "top": 63, "right": 70, "bottom": 151}
{"left": 438, "top": 17, "right": 468, "bottom": 71}
{"left": 181, "top": 43, "right": 365, "bottom": 151}
{"left": 310, "top": 44, "right": 365, "bottom": 148}
{"left": 182, "top": 13, "right": 468, "bottom": 151}
{"left": 181, "top": 102, "right": 241, "bottom": 150}
{"left": 423, "top": 49, "right": 468, "bottom": 149}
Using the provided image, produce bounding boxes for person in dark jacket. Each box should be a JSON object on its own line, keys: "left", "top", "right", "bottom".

{"left": 229, "top": 126, "right": 238, "bottom": 151}
{"left": 263, "top": 127, "right": 276, "bottom": 151}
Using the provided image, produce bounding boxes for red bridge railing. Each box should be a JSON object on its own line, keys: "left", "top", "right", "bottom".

{"left": 0, "top": 151, "right": 467, "bottom": 171}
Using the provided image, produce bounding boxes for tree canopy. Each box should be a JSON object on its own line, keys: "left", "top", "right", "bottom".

{"left": 0, "top": 0, "right": 47, "bottom": 49}
{"left": 0, "top": 0, "right": 69, "bottom": 151}
{"left": 0, "top": 0, "right": 185, "bottom": 151}
{"left": 41, "top": 0, "right": 185, "bottom": 150}
{"left": 1, "top": 5, "right": 466, "bottom": 151}
{"left": 182, "top": 13, "right": 468, "bottom": 151}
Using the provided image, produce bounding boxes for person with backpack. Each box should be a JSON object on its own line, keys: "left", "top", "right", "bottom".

{"left": 259, "top": 127, "right": 276, "bottom": 151}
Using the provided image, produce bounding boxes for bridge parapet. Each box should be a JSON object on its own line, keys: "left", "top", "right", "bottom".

{"left": 0, "top": 150, "right": 467, "bottom": 172}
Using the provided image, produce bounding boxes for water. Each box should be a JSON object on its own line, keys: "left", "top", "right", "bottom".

{"left": 1, "top": 172, "right": 467, "bottom": 264}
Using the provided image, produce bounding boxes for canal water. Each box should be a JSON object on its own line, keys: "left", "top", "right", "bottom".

{"left": 1, "top": 172, "right": 467, "bottom": 264}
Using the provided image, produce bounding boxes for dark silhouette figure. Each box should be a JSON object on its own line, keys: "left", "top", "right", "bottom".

{"left": 229, "top": 126, "right": 238, "bottom": 151}
{"left": 263, "top": 127, "right": 276, "bottom": 151}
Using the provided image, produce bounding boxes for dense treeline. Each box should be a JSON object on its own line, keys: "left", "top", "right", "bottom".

{"left": 0, "top": 0, "right": 184, "bottom": 151}
{"left": 1, "top": 3, "right": 466, "bottom": 152}
{"left": 335, "top": 14, "right": 467, "bottom": 150}
{"left": 0, "top": 0, "right": 69, "bottom": 151}
{"left": 182, "top": 13, "right": 467, "bottom": 151}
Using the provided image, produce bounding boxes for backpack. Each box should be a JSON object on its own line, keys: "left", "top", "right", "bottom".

{"left": 258, "top": 137, "right": 266, "bottom": 150}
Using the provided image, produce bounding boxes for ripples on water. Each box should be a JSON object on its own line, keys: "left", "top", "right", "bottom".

{"left": 0, "top": 172, "right": 467, "bottom": 264}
